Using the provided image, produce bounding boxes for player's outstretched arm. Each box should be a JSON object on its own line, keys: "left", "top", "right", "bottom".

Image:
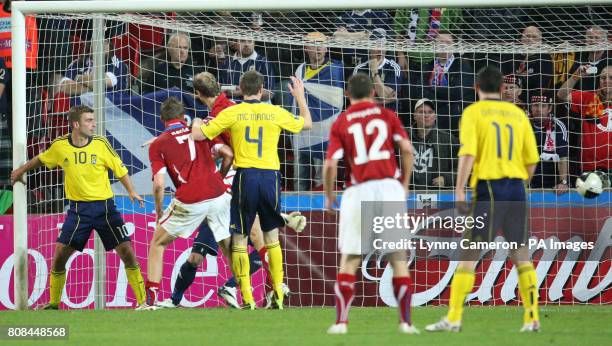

{"left": 191, "top": 117, "right": 206, "bottom": 141}
{"left": 288, "top": 76, "right": 313, "bottom": 130}
{"left": 397, "top": 138, "right": 414, "bottom": 195}
{"left": 140, "top": 136, "right": 158, "bottom": 147}
{"left": 192, "top": 113, "right": 234, "bottom": 141}
{"left": 118, "top": 174, "right": 145, "bottom": 208}
{"left": 10, "top": 156, "right": 43, "bottom": 185}
{"left": 323, "top": 158, "right": 339, "bottom": 210}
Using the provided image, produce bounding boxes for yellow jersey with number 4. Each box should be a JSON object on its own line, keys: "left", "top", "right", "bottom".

{"left": 201, "top": 100, "right": 304, "bottom": 170}
{"left": 38, "top": 135, "right": 128, "bottom": 201}
{"left": 458, "top": 100, "right": 539, "bottom": 188}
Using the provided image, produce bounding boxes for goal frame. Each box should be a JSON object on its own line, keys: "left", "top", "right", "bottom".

{"left": 11, "top": 0, "right": 607, "bottom": 311}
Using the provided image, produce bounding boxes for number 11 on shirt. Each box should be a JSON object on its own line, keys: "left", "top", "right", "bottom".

{"left": 492, "top": 122, "right": 513, "bottom": 160}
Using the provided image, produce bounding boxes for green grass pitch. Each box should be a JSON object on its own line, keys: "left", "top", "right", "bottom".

{"left": 2, "top": 306, "right": 610, "bottom": 345}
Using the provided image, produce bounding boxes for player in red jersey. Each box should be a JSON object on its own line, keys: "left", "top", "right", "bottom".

{"left": 154, "top": 73, "right": 304, "bottom": 309}
{"left": 142, "top": 97, "right": 234, "bottom": 308}
{"left": 323, "top": 73, "right": 417, "bottom": 334}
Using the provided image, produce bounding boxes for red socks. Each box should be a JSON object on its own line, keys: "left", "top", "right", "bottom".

{"left": 334, "top": 273, "right": 355, "bottom": 324}
{"left": 258, "top": 247, "right": 272, "bottom": 287}
{"left": 392, "top": 276, "right": 413, "bottom": 324}
{"left": 145, "top": 280, "right": 160, "bottom": 305}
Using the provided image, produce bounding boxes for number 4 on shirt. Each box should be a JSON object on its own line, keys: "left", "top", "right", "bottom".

{"left": 245, "top": 126, "right": 263, "bottom": 158}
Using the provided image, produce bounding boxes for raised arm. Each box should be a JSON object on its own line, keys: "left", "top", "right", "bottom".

{"left": 58, "top": 78, "right": 91, "bottom": 96}
{"left": 287, "top": 76, "right": 313, "bottom": 130}
{"left": 558, "top": 64, "right": 587, "bottom": 102}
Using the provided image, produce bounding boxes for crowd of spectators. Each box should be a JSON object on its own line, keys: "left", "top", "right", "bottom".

{"left": 1, "top": 6, "right": 611, "bottom": 203}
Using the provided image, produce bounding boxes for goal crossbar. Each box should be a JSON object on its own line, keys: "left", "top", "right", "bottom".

{"left": 10, "top": 0, "right": 609, "bottom": 311}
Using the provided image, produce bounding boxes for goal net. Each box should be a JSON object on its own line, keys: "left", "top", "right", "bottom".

{"left": 5, "top": 2, "right": 612, "bottom": 310}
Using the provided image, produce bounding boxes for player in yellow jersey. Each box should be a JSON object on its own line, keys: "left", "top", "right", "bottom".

{"left": 10, "top": 105, "right": 147, "bottom": 310}
{"left": 192, "top": 70, "right": 312, "bottom": 309}
{"left": 425, "top": 66, "right": 541, "bottom": 332}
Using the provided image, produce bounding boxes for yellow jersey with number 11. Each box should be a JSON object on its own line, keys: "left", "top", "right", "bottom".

{"left": 458, "top": 100, "right": 539, "bottom": 189}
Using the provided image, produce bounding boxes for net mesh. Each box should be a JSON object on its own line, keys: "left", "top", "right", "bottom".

{"left": 14, "top": 5, "right": 612, "bottom": 309}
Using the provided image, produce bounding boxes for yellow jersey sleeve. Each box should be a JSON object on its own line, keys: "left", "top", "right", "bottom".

{"left": 202, "top": 108, "right": 237, "bottom": 140}
{"left": 38, "top": 138, "right": 65, "bottom": 168}
{"left": 274, "top": 108, "right": 304, "bottom": 133}
{"left": 458, "top": 107, "right": 477, "bottom": 157}
{"left": 96, "top": 137, "right": 128, "bottom": 179}
{"left": 522, "top": 117, "right": 540, "bottom": 166}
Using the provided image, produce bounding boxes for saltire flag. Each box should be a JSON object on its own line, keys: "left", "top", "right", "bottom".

{"left": 79, "top": 87, "right": 209, "bottom": 194}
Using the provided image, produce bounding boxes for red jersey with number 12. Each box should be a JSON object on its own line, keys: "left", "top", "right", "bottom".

{"left": 149, "top": 120, "right": 226, "bottom": 203}
{"left": 326, "top": 101, "right": 408, "bottom": 185}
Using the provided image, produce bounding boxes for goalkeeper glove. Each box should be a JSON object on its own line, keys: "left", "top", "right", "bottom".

{"left": 282, "top": 212, "right": 307, "bottom": 233}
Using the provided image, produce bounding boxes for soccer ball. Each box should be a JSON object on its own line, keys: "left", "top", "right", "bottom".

{"left": 576, "top": 171, "right": 608, "bottom": 199}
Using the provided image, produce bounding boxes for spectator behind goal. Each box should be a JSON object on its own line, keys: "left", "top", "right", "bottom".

{"left": 409, "top": 98, "right": 458, "bottom": 190}
{"left": 409, "top": 31, "right": 475, "bottom": 133}
{"left": 528, "top": 94, "right": 569, "bottom": 193}
{"left": 291, "top": 32, "right": 345, "bottom": 191}
{"left": 141, "top": 33, "right": 204, "bottom": 94}
{"left": 58, "top": 38, "right": 129, "bottom": 100}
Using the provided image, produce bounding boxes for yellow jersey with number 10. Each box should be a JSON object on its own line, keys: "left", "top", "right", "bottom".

{"left": 201, "top": 100, "right": 304, "bottom": 170}
{"left": 38, "top": 135, "right": 128, "bottom": 201}
{"left": 458, "top": 100, "right": 539, "bottom": 189}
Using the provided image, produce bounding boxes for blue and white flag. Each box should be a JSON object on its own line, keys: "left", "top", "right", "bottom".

{"left": 291, "top": 60, "right": 344, "bottom": 159}
{"left": 79, "top": 88, "right": 209, "bottom": 195}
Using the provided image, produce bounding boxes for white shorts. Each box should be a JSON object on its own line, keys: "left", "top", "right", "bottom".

{"left": 338, "top": 178, "right": 406, "bottom": 255}
{"left": 159, "top": 193, "right": 231, "bottom": 242}
{"left": 223, "top": 168, "right": 236, "bottom": 194}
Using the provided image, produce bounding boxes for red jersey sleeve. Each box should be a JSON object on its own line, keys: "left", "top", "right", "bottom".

{"left": 326, "top": 117, "right": 344, "bottom": 161}
{"left": 387, "top": 110, "right": 408, "bottom": 142}
{"left": 148, "top": 140, "right": 166, "bottom": 178}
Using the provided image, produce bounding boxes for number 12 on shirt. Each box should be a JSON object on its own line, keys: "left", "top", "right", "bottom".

{"left": 245, "top": 126, "right": 263, "bottom": 158}
{"left": 348, "top": 119, "right": 390, "bottom": 165}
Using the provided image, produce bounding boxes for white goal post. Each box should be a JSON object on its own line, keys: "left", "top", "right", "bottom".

{"left": 11, "top": 0, "right": 611, "bottom": 311}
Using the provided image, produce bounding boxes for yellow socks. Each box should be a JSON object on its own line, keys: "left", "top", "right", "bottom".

{"left": 125, "top": 265, "right": 146, "bottom": 305}
{"left": 447, "top": 268, "right": 475, "bottom": 324}
{"left": 231, "top": 245, "right": 254, "bottom": 306}
{"left": 266, "top": 241, "right": 284, "bottom": 306}
{"left": 49, "top": 270, "right": 66, "bottom": 307}
{"left": 518, "top": 263, "right": 540, "bottom": 324}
